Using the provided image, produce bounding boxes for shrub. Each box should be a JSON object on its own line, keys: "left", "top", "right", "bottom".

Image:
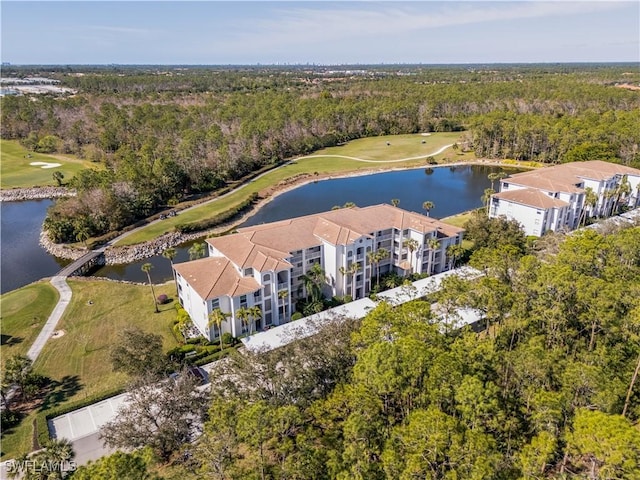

{"left": 291, "top": 312, "right": 304, "bottom": 321}
{"left": 157, "top": 294, "right": 169, "bottom": 305}
{"left": 221, "top": 332, "right": 234, "bottom": 346}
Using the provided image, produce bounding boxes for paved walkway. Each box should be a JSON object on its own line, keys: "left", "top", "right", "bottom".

{"left": 27, "top": 276, "right": 72, "bottom": 362}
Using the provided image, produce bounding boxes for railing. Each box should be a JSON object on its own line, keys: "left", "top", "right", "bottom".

{"left": 277, "top": 282, "right": 289, "bottom": 291}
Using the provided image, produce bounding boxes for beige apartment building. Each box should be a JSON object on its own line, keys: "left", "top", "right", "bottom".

{"left": 174, "top": 204, "right": 465, "bottom": 341}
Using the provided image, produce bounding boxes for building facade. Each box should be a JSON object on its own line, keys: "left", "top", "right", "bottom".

{"left": 174, "top": 204, "right": 465, "bottom": 341}
{"left": 489, "top": 160, "right": 640, "bottom": 237}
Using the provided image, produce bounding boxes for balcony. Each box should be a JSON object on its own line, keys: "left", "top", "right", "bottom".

{"left": 277, "top": 282, "right": 289, "bottom": 292}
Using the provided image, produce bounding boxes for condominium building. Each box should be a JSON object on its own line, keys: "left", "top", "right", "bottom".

{"left": 174, "top": 204, "right": 464, "bottom": 341}
{"left": 488, "top": 160, "right": 640, "bottom": 236}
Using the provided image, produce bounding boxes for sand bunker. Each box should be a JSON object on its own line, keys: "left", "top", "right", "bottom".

{"left": 30, "top": 161, "right": 62, "bottom": 169}
{"left": 51, "top": 330, "right": 65, "bottom": 339}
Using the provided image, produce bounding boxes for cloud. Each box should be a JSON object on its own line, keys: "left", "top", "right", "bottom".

{"left": 218, "top": 1, "right": 624, "bottom": 51}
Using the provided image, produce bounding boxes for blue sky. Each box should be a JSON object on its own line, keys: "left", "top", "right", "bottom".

{"left": 2, "top": 1, "right": 638, "bottom": 64}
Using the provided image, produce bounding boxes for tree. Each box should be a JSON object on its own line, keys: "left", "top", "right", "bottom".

{"left": 109, "top": 327, "right": 166, "bottom": 377}
{"left": 481, "top": 187, "right": 495, "bottom": 209}
{"left": 52, "top": 171, "right": 64, "bottom": 186}
{"left": 349, "top": 262, "right": 361, "bottom": 299}
{"left": 208, "top": 308, "right": 230, "bottom": 350}
{"left": 248, "top": 305, "right": 262, "bottom": 335}
{"left": 71, "top": 449, "right": 160, "bottom": 480}
{"left": 9, "top": 439, "right": 75, "bottom": 480}
{"left": 487, "top": 171, "right": 507, "bottom": 191}
{"left": 579, "top": 186, "right": 598, "bottom": 226}
{"left": 422, "top": 200, "right": 435, "bottom": 217}
{"left": 402, "top": 238, "right": 419, "bottom": 275}
{"left": 162, "top": 247, "right": 177, "bottom": 293}
{"left": 390, "top": 198, "right": 400, "bottom": 207}
{"left": 101, "top": 373, "right": 209, "bottom": 462}
{"left": 565, "top": 409, "right": 640, "bottom": 479}
{"left": 237, "top": 307, "right": 251, "bottom": 335}
{"left": 141, "top": 263, "right": 159, "bottom": 313}
{"left": 188, "top": 242, "right": 206, "bottom": 261}
{"left": 422, "top": 237, "right": 438, "bottom": 275}
{"left": 373, "top": 248, "right": 389, "bottom": 287}
{"left": 446, "top": 243, "right": 464, "bottom": 270}
{"left": 278, "top": 289, "right": 289, "bottom": 324}
{"left": 301, "top": 263, "right": 325, "bottom": 303}
{"left": 2, "top": 354, "right": 36, "bottom": 403}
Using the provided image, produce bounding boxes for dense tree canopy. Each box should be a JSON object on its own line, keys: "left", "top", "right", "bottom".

{"left": 177, "top": 225, "right": 640, "bottom": 479}
{"left": 2, "top": 65, "right": 638, "bottom": 241}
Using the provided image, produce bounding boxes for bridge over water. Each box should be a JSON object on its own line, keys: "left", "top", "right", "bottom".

{"left": 57, "top": 251, "right": 105, "bottom": 277}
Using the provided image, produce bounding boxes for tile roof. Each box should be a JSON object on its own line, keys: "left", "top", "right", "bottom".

{"left": 174, "top": 256, "right": 260, "bottom": 300}
{"left": 494, "top": 188, "right": 569, "bottom": 209}
{"left": 505, "top": 160, "right": 640, "bottom": 193}
{"left": 177, "top": 205, "right": 465, "bottom": 300}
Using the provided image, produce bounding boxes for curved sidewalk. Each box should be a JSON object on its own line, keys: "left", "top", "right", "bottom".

{"left": 27, "top": 276, "right": 72, "bottom": 362}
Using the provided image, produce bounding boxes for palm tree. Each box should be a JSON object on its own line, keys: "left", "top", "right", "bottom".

{"left": 338, "top": 265, "right": 350, "bottom": 298}
{"left": 369, "top": 248, "right": 388, "bottom": 287}
{"left": 75, "top": 225, "right": 90, "bottom": 248}
{"left": 482, "top": 188, "right": 495, "bottom": 212}
{"left": 446, "top": 244, "right": 464, "bottom": 270}
{"left": 163, "top": 247, "right": 178, "bottom": 293}
{"left": 613, "top": 174, "right": 632, "bottom": 214}
{"left": 402, "top": 238, "right": 419, "bottom": 276}
{"left": 349, "top": 262, "right": 361, "bottom": 299}
{"left": 9, "top": 438, "right": 75, "bottom": 479}
{"left": 208, "top": 308, "right": 230, "bottom": 350}
{"left": 248, "top": 305, "right": 262, "bottom": 334}
{"left": 391, "top": 198, "right": 400, "bottom": 207}
{"left": 141, "top": 263, "right": 159, "bottom": 313}
{"left": 422, "top": 201, "right": 435, "bottom": 217}
{"left": 301, "top": 263, "right": 325, "bottom": 303}
{"left": 579, "top": 187, "right": 598, "bottom": 226}
{"left": 278, "top": 289, "right": 289, "bottom": 323}
{"left": 427, "top": 238, "right": 440, "bottom": 274}
{"left": 188, "top": 242, "right": 206, "bottom": 261}
{"left": 237, "top": 307, "right": 251, "bottom": 335}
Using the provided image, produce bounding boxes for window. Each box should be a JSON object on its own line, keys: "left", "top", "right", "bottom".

{"left": 356, "top": 247, "right": 363, "bottom": 255}
{"left": 402, "top": 229, "right": 409, "bottom": 236}
{"left": 263, "top": 273, "right": 271, "bottom": 282}
{"left": 253, "top": 291, "right": 261, "bottom": 300}
{"left": 347, "top": 251, "right": 353, "bottom": 257}
{"left": 211, "top": 299, "right": 219, "bottom": 309}
{"left": 244, "top": 268, "right": 253, "bottom": 276}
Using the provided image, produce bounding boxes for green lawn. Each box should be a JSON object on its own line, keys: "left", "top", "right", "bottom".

{"left": 118, "top": 132, "right": 469, "bottom": 245}
{"left": 1, "top": 279, "right": 181, "bottom": 460}
{"left": 0, "top": 139, "right": 100, "bottom": 189}
{"left": 0, "top": 281, "right": 59, "bottom": 358}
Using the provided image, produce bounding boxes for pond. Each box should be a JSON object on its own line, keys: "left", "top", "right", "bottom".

{"left": 2, "top": 165, "right": 510, "bottom": 293}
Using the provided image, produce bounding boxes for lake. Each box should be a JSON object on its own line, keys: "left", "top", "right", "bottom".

{"left": 0, "top": 200, "right": 71, "bottom": 293}
{"left": 1, "top": 165, "right": 507, "bottom": 293}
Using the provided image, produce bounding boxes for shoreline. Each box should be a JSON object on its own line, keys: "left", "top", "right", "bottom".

{"left": 0, "top": 186, "right": 75, "bottom": 202}
{"left": 36, "top": 159, "right": 517, "bottom": 264}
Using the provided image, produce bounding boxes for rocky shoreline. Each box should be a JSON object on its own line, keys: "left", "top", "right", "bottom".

{"left": 0, "top": 186, "right": 75, "bottom": 202}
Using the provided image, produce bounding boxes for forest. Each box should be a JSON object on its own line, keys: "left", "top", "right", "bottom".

{"left": 1, "top": 64, "right": 639, "bottom": 242}
{"left": 66, "top": 219, "right": 640, "bottom": 480}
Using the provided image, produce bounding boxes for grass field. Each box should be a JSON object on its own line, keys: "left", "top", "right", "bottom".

{"left": 0, "top": 282, "right": 59, "bottom": 358}
{"left": 118, "top": 132, "right": 471, "bottom": 245}
{"left": 0, "top": 279, "right": 181, "bottom": 460}
{"left": 0, "top": 139, "right": 100, "bottom": 189}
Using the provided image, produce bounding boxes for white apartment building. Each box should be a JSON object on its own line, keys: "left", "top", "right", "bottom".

{"left": 174, "top": 204, "right": 464, "bottom": 341}
{"left": 489, "top": 160, "right": 640, "bottom": 237}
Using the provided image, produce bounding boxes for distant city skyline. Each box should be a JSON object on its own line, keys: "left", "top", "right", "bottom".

{"left": 2, "top": 1, "right": 638, "bottom": 65}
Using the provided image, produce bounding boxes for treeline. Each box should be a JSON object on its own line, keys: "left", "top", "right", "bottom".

{"left": 1, "top": 65, "right": 639, "bottom": 242}
{"left": 178, "top": 223, "right": 639, "bottom": 479}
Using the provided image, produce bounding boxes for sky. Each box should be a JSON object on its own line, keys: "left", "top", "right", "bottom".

{"left": 1, "top": 1, "right": 638, "bottom": 65}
